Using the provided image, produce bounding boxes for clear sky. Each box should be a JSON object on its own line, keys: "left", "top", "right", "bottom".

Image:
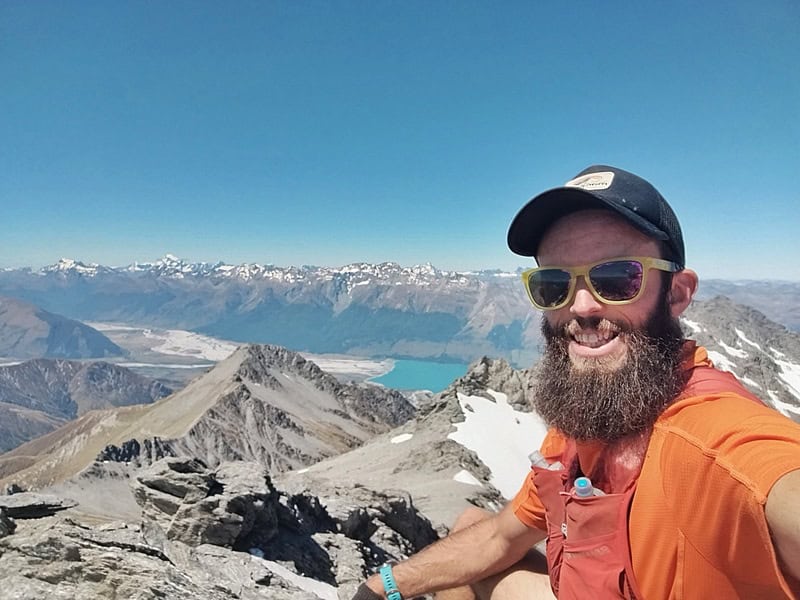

{"left": 2, "top": 1, "right": 798, "bottom": 280}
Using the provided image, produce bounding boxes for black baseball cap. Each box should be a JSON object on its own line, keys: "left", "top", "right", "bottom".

{"left": 507, "top": 165, "right": 685, "bottom": 268}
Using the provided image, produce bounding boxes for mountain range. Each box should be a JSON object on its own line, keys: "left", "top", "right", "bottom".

{"left": 2, "top": 256, "right": 798, "bottom": 366}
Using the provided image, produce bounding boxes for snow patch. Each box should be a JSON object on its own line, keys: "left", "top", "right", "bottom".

{"left": 719, "top": 340, "right": 748, "bottom": 359}
{"left": 707, "top": 350, "right": 737, "bottom": 373}
{"left": 681, "top": 319, "right": 703, "bottom": 333}
{"left": 774, "top": 359, "right": 800, "bottom": 401}
{"left": 767, "top": 391, "right": 800, "bottom": 417}
{"left": 391, "top": 433, "right": 413, "bottom": 444}
{"left": 740, "top": 376, "right": 761, "bottom": 389}
{"left": 448, "top": 389, "right": 548, "bottom": 499}
{"left": 453, "top": 470, "right": 483, "bottom": 487}
{"left": 771, "top": 347, "right": 787, "bottom": 359}
{"left": 735, "top": 329, "right": 761, "bottom": 350}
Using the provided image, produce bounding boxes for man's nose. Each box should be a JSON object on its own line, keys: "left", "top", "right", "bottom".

{"left": 569, "top": 278, "right": 604, "bottom": 317}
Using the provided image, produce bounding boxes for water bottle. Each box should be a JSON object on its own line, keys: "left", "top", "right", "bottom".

{"left": 528, "top": 450, "right": 564, "bottom": 470}
{"left": 572, "top": 476, "right": 605, "bottom": 497}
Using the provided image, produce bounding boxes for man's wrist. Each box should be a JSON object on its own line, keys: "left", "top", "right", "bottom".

{"left": 379, "top": 563, "right": 402, "bottom": 600}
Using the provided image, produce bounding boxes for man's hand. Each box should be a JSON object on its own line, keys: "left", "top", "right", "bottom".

{"left": 351, "top": 582, "right": 383, "bottom": 600}
{"left": 350, "top": 503, "right": 547, "bottom": 600}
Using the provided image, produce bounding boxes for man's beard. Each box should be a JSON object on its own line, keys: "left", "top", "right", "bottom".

{"left": 531, "top": 297, "right": 687, "bottom": 443}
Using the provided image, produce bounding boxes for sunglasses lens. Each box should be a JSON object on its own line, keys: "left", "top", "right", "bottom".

{"left": 528, "top": 269, "right": 572, "bottom": 308}
{"left": 589, "top": 260, "right": 644, "bottom": 301}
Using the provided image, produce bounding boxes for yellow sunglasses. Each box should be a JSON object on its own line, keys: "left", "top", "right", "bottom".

{"left": 520, "top": 256, "right": 680, "bottom": 310}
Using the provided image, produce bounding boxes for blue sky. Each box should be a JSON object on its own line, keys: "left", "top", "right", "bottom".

{"left": 2, "top": 1, "right": 798, "bottom": 280}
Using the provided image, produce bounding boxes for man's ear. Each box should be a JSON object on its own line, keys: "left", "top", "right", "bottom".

{"left": 667, "top": 268, "right": 698, "bottom": 317}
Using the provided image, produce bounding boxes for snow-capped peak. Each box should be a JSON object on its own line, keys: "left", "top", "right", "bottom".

{"left": 41, "top": 258, "right": 102, "bottom": 277}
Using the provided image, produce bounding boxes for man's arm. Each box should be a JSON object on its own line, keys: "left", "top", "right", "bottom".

{"left": 362, "top": 503, "right": 547, "bottom": 598}
{"left": 765, "top": 468, "right": 800, "bottom": 582}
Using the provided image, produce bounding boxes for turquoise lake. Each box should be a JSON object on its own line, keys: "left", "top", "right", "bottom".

{"left": 369, "top": 359, "right": 470, "bottom": 392}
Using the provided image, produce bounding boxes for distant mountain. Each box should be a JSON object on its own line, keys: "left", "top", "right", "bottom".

{"left": 0, "top": 345, "right": 414, "bottom": 490}
{"left": 697, "top": 279, "right": 800, "bottom": 332}
{"left": 0, "top": 257, "right": 538, "bottom": 364}
{"left": 0, "top": 295, "right": 124, "bottom": 359}
{"left": 0, "top": 359, "right": 172, "bottom": 453}
{"left": 0, "top": 257, "right": 797, "bottom": 368}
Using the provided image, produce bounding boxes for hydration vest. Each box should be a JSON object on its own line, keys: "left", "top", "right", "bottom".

{"left": 534, "top": 363, "right": 763, "bottom": 599}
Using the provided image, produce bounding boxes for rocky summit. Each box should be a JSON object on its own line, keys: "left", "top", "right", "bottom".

{"left": 0, "top": 353, "right": 531, "bottom": 599}
{"left": 0, "top": 457, "right": 438, "bottom": 599}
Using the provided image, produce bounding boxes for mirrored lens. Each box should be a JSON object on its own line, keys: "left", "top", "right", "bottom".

{"left": 528, "top": 269, "right": 572, "bottom": 307}
{"left": 589, "top": 260, "right": 644, "bottom": 301}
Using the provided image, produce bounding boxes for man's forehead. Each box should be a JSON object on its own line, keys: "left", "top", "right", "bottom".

{"left": 536, "top": 209, "right": 660, "bottom": 263}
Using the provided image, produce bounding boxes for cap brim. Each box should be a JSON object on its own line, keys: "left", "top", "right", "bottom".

{"left": 507, "top": 187, "right": 669, "bottom": 257}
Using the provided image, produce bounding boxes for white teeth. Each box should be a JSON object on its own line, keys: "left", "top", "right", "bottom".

{"left": 574, "top": 332, "right": 614, "bottom": 347}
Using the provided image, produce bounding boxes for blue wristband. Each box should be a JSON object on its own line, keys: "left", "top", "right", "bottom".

{"left": 379, "top": 564, "right": 402, "bottom": 600}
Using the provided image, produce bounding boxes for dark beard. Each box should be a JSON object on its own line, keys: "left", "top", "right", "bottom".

{"left": 531, "top": 298, "right": 687, "bottom": 443}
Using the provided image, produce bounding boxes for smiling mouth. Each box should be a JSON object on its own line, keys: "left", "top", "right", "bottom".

{"left": 572, "top": 330, "right": 620, "bottom": 348}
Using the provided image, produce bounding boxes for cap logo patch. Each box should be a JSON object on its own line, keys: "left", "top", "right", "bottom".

{"left": 565, "top": 171, "right": 614, "bottom": 191}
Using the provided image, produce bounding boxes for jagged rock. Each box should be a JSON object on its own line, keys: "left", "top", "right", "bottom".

{"left": 0, "top": 492, "right": 77, "bottom": 519}
{"left": 448, "top": 356, "right": 533, "bottom": 411}
{"left": 0, "top": 507, "right": 15, "bottom": 537}
{"left": 133, "top": 458, "right": 280, "bottom": 549}
{"left": 0, "top": 516, "right": 320, "bottom": 599}
{"left": 97, "top": 437, "right": 177, "bottom": 464}
{"left": 6, "top": 482, "right": 25, "bottom": 495}
{"left": 130, "top": 458, "right": 440, "bottom": 594}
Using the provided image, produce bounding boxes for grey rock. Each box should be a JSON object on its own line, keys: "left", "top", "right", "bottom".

{"left": 445, "top": 356, "right": 533, "bottom": 412}
{"left": 133, "top": 458, "right": 279, "bottom": 549}
{"left": 6, "top": 483, "right": 25, "bottom": 495}
{"left": 0, "top": 492, "right": 77, "bottom": 519}
{"left": 129, "top": 458, "right": 439, "bottom": 593}
{"left": 0, "top": 516, "right": 318, "bottom": 599}
{"left": 0, "top": 507, "right": 15, "bottom": 537}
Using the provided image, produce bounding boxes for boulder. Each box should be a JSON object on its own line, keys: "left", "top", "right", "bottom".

{"left": 0, "top": 492, "right": 77, "bottom": 519}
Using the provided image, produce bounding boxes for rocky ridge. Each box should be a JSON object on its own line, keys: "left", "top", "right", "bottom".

{"left": 682, "top": 297, "right": 800, "bottom": 419}
{"left": 0, "top": 345, "right": 415, "bottom": 491}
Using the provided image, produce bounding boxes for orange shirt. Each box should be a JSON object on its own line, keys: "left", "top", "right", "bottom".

{"left": 511, "top": 344, "right": 800, "bottom": 599}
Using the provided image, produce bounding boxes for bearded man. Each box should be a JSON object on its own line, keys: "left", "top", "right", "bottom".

{"left": 353, "top": 165, "right": 800, "bottom": 600}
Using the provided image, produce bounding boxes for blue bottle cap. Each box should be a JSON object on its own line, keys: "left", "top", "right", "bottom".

{"left": 574, "top": 477, "right": 593, "bottom": 497}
